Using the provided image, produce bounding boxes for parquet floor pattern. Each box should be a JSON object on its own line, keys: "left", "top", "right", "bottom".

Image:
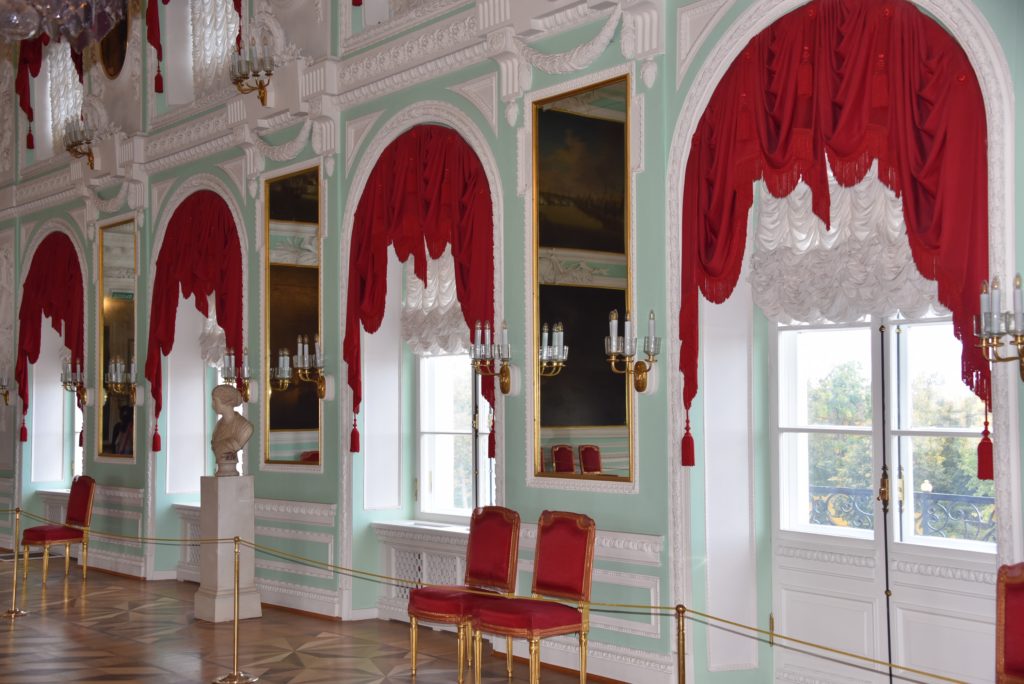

{"left": 0, "top": 558, "right": 585, "bottom": 683}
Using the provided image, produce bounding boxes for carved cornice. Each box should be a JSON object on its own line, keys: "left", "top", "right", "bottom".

{"left": 249, "top": 118, "right": 312, "bottom": 163}
{"left": 513, "top": 6, "right": 622, "bottom": 75}
{"left": 775, "top": 544, "right": 876, "bottom": 569}
{"left": 892, "top": 559, "right": 996, "bottom": 585}
{"left": 255, "top": 498, "right": 336, "bottom": 526}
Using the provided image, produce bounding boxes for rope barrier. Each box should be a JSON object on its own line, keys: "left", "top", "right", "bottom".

{"left": 0, "top": 505, "right": 970, "bottom": 683}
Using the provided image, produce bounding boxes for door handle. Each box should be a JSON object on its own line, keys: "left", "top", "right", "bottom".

{"left": 877, "top": 464, "right": 890, "bottom": 515}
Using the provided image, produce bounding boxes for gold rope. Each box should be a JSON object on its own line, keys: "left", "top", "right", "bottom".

{"left": 0, "top": 507, "right": 968, "bottom": 682}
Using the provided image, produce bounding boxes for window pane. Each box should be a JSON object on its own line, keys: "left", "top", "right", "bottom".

{"left": 781, "top": 431, "right": 874, "bottom": 537}
{"left": 779, "top": 327, "right": 872, "bottom": 427}
{"left": 419, "top": 356, "right": 473, "bottom": 432}
{"left": 899, "top": 323, "right": 983, "bottom": 430}
{"left": 420, "top": 433, "right": 474, "bottom": 516}
{"left": 902, "top": 435, "right": 996, "bottom": 544}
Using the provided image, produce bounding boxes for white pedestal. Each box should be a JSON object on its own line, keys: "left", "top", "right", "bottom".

{"left": 194, "top": 475, "right": 262, "bottom": 622}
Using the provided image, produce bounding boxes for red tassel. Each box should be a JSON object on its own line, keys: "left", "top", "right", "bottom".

{"left": 977, "top": 418, "right": 993, "bottom": 480}
{"left": 20, "top": 419, "right": 27, "bottom": 442}
{"left": 152, "top": 426, "right": 161, "bottom": 452}
{"left": 155, "top": 64, "right": 163, "bottom": 93}
{"left": 488, "top": 431, "right": 496, "bottom": 459}
{"left": 26, "top": 125, "right": 34, "bottom": 150}
{"left": 78, "top": 430, "right": 83, "bottom": 447}
{"left": 681, "top": 414, "right": 695, "bottom": 467}
{"left": 352, "top": 0, "right": 362, "bottom": 5}
{"left": 350, "top": 417, "right": 360, "bottom": 453}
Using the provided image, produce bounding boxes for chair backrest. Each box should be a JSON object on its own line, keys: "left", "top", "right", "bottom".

{"left": 998, "top": 562, "right": 1024, "bottom": 681}
{"left": 464, "top": 506, "right": 521, "bottom": 593}
{"left": 579, "top": 444, "right": 601, "bottom": 473}
{"left": 552, "top": 444, "right": 575, "bottom": 473}
{"left": 532, "top": 510, "right": 596, "bottom": 602}
{"left": 65, "top": 475, "right": 96, "bottom": 528}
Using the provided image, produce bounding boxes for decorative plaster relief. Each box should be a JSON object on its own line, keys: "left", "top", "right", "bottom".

{"left": 891, "top": 560, "right": 996, "bottom": 586}
{"left": 621, "top": 2, "right": 662, "bottom": 62}
{"left": 513, "top": 6, "right": 622, "bottom": 75}
{"left": 676, "top": 0, "right": 734, "bottom": 91}
{"left": 775, "top": 544, "right": 876, "bottom": 569}
{"left": 344, "top": 0, "right": 461, "bottom": 53}
{"left": 519, "top": 522, "right": 663, "bottom": 567}
{"left": 448, "top": 73, "right": 499, "bottom": 134}
{"left": 0, "top": 45, "right": 13, "bottom": 177}
{"left": 0, "top": 232, "right": 14, "bottom": 378}
{"left": 345, "top": 110, "right": 385, "bottom": 175}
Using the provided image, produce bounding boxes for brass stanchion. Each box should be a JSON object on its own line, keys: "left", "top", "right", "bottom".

{"left": 769, "top": 612, "right": 775, "bottom": 647}
{"left": 5, "top": 508, "right": 27, "bottom": 619}
{"left": 213, "top": 537, "right": 257, "bottom": 684}
{"left": 676, "top": 604, "right": 685, "bottom": 684}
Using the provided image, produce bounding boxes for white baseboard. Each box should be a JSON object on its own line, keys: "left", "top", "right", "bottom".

{"left": 346, "top": 607, "right": 380, "bottom": 621}
{"left": 150, "top": 570, "right": 178, "bottom": 581}
{"left": 88, "top": 548, "right": 145, "bottom": 578}
{"left": 256, "top": 576, "right": 342, "bottom": 617}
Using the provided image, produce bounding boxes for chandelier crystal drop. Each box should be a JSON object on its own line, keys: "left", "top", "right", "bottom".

{"left": 0, "top": 0, "right": 127, "bottom": 52}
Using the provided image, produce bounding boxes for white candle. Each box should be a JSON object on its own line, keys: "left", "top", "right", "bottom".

{"left": 242, "top": 347, "right": 249, "bottom": 373}
{"left": 501, "top": 320, "right": 509, "bottom": 348}
{"left": 541, "top": 323, "right": 549, "bottom": 354}
{"left": 980, "top": 280, "right": 991, "bottom": 335}
{"left": 474, "top": 321, "right": 482, "bottom": 349}
{"left": 609, "top": 310, "right": 619, "bottom": 352}
{"left": 992, "top": 276, "right": 1002, "bottom": 334}
{"left": 1014, "top": 274, "right": 1023, "bottom": 333}
{"left": 648, "top": 310, "right": 656, "bottom": 340}
{"left": 624, "top": 313, "right": 633, "bottom": 344}
{"left": 484, "top": 321, "right": 492, "bottom": 349}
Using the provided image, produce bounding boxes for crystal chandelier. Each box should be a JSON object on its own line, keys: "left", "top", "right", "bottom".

{"left": 0, "top": 0, "right": 127, "bottom": 52}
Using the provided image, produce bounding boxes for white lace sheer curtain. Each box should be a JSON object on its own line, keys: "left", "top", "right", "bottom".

{"left": 749, "top": 164, "right": 944, "bottom": 325}
{"left": 47, "top": 41, "right": 82, "bottom": 156}
{"left": 192, "top": 0, "right": 238, "bottom": 97}
{"left": 402, "top": 247, "right": 469, "bottom": 356}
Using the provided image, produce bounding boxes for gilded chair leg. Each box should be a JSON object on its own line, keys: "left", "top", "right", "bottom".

{"left": 64, "top": 542, "right": 70, "bottom": 576}
{"left": 456, "top": 622, "right": 465, "bottom": 684}
{"left": 81, "top": 533, "right": 88, "bottom": 580}
{"left": 474, "top": 629, "right": 483, "bottom": 684}
{"left": 579, "top": 630, "right": 588, "bottom": 684}
{"left": 506, "top": 636, "right": 514, "bottom": 677}
{"left": 467, "top": 623, "right": 473, "bottom": 666}
{"left": 409, "top": 616, "right": 418, "bottom": 676}
{"left": 42, "top": 544, "right": 49, "bottom": 583}
{"left": 529, "top": 638, "right": 539, "bottom": 684}
{"left": 22, "top": 545, "right": 29, "bottom": 579}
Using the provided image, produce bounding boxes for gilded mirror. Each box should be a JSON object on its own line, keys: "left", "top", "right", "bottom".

{"left": 99, "top": 220, "right": 136, "bottom": 458}
{"left": 533, "top": 75, "right": 633, "bottom": 481}
{"left": 99, "top": 14, "right": 129, "bottom": 80}
{"left": 264, "top": 167, "right": 322, "bottom": 465}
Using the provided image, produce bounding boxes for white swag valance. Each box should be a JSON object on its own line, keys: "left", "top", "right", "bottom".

{"left": 401, "top": 246, "right": 469, "bottom": 356}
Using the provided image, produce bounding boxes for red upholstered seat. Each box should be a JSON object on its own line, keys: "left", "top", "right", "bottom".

{"left": 407, "top": 506, "right": 520, "bottom": 683}
{"left": 579, "top": 444, "right": 601, "bottom": 474}
{"left": 472, "top": 510, "right": 596, "bottom": 684}
{"left": 22, "top": 524, "right": 84, "bottom": 544}
{"left": 22, "top": 475, "right": 95, "bottom": 583}
{"left": 998, "top": 562, "right": 1024, "bottom": 682}
{"left": 552, "top": 444, "right": 575, "bottom": 473}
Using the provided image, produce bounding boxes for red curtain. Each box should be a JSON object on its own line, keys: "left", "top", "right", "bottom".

{"left": 680, "top": 0, "right": 989, "bottom": 464}
{"left": 146, "top": 0, "right": 170, "bottom": 92}
{"left": 16, "top": 34, "right": 48, "bottom": 148}
{"left": 344, "top": 124, "right": 494, "bottom": 453}
{"left": 15, "top": 232, "right": 84, "bottom": 441}
{"left": 145, "top": 190, "right": 243, "bottom": 450}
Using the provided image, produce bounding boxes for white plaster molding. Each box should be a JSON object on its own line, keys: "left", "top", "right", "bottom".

{"left": 255, "top": 498, "right": 336, "bottom": 526}
{"left": 257, "top": 575, "right": 342, "bottom": 616}
{"left": 310, "top": 115, "right": 337, "bottom": 178}
{"left": 0, "top": 165, "right": 87, "bottom": 223}
{"left": 87, "top": 547, "right": 146, "bottom": 577}
{"left": 520, "top": 65, "right": 640, "bottom": 496}
{"left": 255, "top": 524, "right": 334, "bottom": 579}
{"left": 891, "top": 559, "right": 996, "bottom": 586}
{"left": 519, "top": 522, "right": 662, "bottom": 567}
{"left": 676, "top": 0, "right": 735, "bottom": 91}
{"left": 528, "top": 1, "right": 610, "bottom": 34}
{"left": 504, "top": 631, "right": 676, "bottom": 683}
{"left": 344, "top": 110, "right": 385, "bottom": 175}
{"left": 0, "top": 231, "right": 14, "bottom": 381}
{"left": 514, "top": 6, "right": 621, "bottom": 75}
{"left": 249, "top": 118, "right": 312, "bottom": 162}
{"left": 372, "top": 521, "right": 470, "bottom": 551}
{"left": 94, "top": 484, "right": 144, "bottom": 507}
{"left": 343, "top": 0, "right": 462, "bottom": 53}
{"left": 776, "top": 665, "right": 867, "bottom": 684}
{"left": 0, "top": 477, "right": 12, "bottom": 494}
{"left": 0, "top": 45, "right": 14, "bottom": 177}
{"left": 775, "top": 544, "right": 877, "bottom": 569}
{"left": 219, "top": 157, "right": 248, "bottom": 201}
{"left": 621, "top": 2, "right": 663, "bottom": 62}
{"left": 448, "top": 73, "right": 499, "bottom": 135}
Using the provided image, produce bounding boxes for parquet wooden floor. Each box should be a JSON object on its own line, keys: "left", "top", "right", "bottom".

{"left": 0, "top": 558, "right": 588, "bottom": 683}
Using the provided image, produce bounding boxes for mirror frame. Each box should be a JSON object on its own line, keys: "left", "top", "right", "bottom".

{"left": 531, "top": 74, "right": 634, "bottom": 483}
{"left": 97, "top": 219, "right": 137, "bottom": 461}
{"left": 263, "top": 165, "right": 323, "bottom": 467}
{"left": 99, "top": 13, "right": 130, "bottom": 80}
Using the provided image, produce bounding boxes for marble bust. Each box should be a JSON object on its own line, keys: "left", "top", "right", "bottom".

{"left": 210, "top": 384, "right": 253, "bottom": 477}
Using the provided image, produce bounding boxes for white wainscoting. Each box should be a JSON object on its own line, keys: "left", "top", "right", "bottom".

{"left": 372, "top": 520, "right": 674, "bottom": 683}
{"left": 173, "top": 498, "right": 341, "bottom": 616}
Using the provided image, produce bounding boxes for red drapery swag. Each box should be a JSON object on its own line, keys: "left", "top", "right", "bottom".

{"left": 16, "top": 34, "right": 49, "bottom": 149}
{"left": 145, "top": 190, "right": 244, "bottom": 451}
{"left": 680, "top": 0, "right": 989, "bottom": 470}
{"left": 344, "top": 124, "right": 495, "bottom": 455}
{"left": 15, "top": 232, "right": 85, "bottom": 442}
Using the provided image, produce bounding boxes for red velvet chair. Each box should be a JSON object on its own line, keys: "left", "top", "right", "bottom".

{"left": 472, "top": 510, "right": 596, "bottom": 684}
{"left": 552, "top": 444, "right": 575, "bottom": 473}
{"left": 579, "top": 444, "right": 601, "bottom": 474}
{"left": 22, "top": 475, "right": 95, "bottom": 583}
{"left": 998, "top": 562, "right": 1024, "bottom": 683}
{"left": 408, "top": 506, "right": 520, "bottom": 683}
